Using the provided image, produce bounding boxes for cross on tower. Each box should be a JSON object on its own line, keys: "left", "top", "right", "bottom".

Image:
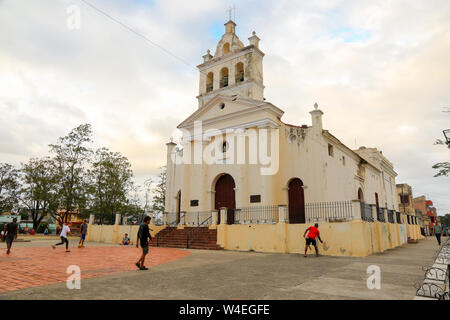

{"left": 227, "top": 5, "right": 236, "bottom": 21}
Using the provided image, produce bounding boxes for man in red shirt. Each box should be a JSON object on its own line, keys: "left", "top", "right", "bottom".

{"left": 303, "top": 223, "right": 323, "bottom": 257}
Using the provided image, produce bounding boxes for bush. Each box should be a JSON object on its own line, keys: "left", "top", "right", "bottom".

{"left": 37, "top": 222, "right": 49, "bottom": 234}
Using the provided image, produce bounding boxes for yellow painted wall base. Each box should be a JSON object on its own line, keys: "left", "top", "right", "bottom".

{"left": 217, "top": 221, "right": 414, "bottom": 257}
{"left": 87, "top": 223, "right": 167, "bottom": 244}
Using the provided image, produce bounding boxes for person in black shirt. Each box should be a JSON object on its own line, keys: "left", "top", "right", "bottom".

{"left": 4, "top": 218, "right": 18, "bottom": 255}
{"left": 135, "top": 216, "right": 152, "bottom": 270}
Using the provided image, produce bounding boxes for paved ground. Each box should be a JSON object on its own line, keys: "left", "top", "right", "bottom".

{"left": 0, "top": 236, "right": 444, "bottom": 300}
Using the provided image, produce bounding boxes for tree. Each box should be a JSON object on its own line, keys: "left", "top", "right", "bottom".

{"left": 151, "top": 166, "right": 166, "bottom": 219}
{"left": 49, "top": 124, "right": 93, "bottom": 224}
{"left": 19, "top": 157, "right": 58, "bottom": 230}
{"left": 88, "top": 147, "right": 133, "bottom": 224}
{"left": 439, "top": 213, "right": 450, "bottom": 227}
{"left": 432, "top": 139, "right": 450, "bottom": 177}
{"left": 0, "top": 163, "right": 20, "bottom": 213}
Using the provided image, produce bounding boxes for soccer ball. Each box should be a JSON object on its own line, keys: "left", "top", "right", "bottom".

{"left": 78, "top": 243, "right": 83, "bottom": 248}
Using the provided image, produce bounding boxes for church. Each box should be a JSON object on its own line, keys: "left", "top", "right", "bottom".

{"left": 164, "top": 19, "right": 401, "bottom": 229}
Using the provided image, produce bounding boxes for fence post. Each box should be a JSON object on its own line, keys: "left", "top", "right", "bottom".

{"left": 382, "top": 208, "right": 388, "bottom": 223}
{"left": 220, "top": 207, "right": 227, "bottom": 225}
{"left": 278, "top": 205, "right": 287, "bottom": 223}
{"left": 352, "top": 200, "right": 362, "bottom": 220}
{"left": 122, "top": 216, "right": 127, "bottom": 225}
{"left": 89, "top": 214, "right": 94, "bottom": 225}
{"left": 163, "top": 212, "right": 167, "bottom": 226}
{"left": 371, "top": 205, "right": 377, "bottom": 221}
{"left": 115, "top": 213, "right": 121, "bottom": 225}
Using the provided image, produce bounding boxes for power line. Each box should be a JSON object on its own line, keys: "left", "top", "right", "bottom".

{"left": 78, "top": 0, "right": 195, "bottom": 71}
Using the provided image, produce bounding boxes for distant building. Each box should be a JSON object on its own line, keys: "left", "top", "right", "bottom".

{"left": 413, "top": 196, "right": 437, "bottom": 236}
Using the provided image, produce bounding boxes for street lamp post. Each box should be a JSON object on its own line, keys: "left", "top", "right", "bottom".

{"left": 444, "top": 129, "right": 450, "bottom": 148}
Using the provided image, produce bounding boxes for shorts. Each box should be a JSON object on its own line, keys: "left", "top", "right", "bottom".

{"left": 6, "top": 236, "right": 14, "bottom": 245}
{"left": 305, "top": 237, "right": 317, "bottom": 246}
{"left": 80, "top": 234, "right": 86, "bottom": 240}
{"left": 142, "top": 246, "right": 149, "bottom": 254}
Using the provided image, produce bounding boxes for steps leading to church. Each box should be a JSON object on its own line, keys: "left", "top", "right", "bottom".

{"left": 150, "top": 227, "right": 223, "bottom": 250}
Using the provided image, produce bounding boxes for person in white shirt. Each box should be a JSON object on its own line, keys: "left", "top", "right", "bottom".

{"left": 51, "top": 222, "right": 73, "bottom": 252}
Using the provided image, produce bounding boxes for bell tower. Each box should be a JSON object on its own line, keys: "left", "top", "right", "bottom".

{"left": 196, "top": 20, "right": 265, "bottom": 108}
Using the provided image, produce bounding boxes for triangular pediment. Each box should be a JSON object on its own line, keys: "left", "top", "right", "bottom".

{"left": 178, "top": 95, "right": 284, "bottom": 130}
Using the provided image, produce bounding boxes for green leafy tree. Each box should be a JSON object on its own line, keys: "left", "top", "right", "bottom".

{"left": 49, "top": 124, "right": 93, "bottom": 224}
{"left": 88, "top": 147, "right": 134, "bottom": 224}
{"left": 432, "top": 139, "right": 450, "bottom": 177}
{"left": 151, "top": 166, "right": 166, "bottom": 220}
{"left": 19, "top": 157, "right": 58, "bottom": 230}
{"left": 0, "top": 163, "right": 20, "bottom": 213}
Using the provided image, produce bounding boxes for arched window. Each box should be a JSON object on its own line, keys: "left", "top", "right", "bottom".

{"left": 222, "top": 43, "right": 230, "bottom": 55}
{"left": 235, "top": 62, "right": 244, "bottom": 83}
{"left": 220, "top": 68, "right": 229, "bottom": 88}
{"left": 206, "top": 72, "right": 214, "bottom": 92}
{"left": 358, "top": 188, "right": 364, "bottom": 202}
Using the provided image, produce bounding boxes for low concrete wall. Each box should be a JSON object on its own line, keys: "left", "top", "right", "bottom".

{"left": 87, "top": 223, "right": 167, "bottom": 244}
{"left": 217, "top": 220, "right": 415, "bottom": 257}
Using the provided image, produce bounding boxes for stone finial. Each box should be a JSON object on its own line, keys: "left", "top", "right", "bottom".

{"left": 252, "top": 31, "right": 256, "bottom": 36}
{"left": 314, "top": 102, "right": 319, "bottom": 110}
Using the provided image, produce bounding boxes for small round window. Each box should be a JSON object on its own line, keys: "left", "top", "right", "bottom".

{"left": 219, "top": 103, "right": 225, "bottom": 110}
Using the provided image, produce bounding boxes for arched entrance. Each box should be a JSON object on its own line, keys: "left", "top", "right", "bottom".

{"left": 358, "top": 188, "right": 364, "bottom": 202}
{"left": 288, "top": 178, "right": 305, "bottom": 224}
{"left": 214, "top": 174, "right": 236, "bottom": 224}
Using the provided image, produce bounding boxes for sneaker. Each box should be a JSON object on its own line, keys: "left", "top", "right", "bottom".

{"left": 65, "top": 250, "right": 71, "bottom": 252}
{"left": 51, "top": 245, "right": 56, "bottom": 249}
{"left": 139, "top": 266, "right": 149, "bottom": 270}
{"left": 135, "top": 262, "right": 140, "bottom": 268}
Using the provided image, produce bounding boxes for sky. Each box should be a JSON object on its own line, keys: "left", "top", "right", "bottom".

{"left": 0, "top": 0, "right": 449, "bottom": 215}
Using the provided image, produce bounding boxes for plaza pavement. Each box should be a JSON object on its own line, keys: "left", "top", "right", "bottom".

{"left": 0, "top": 236, "right": 444, "bottom": 300}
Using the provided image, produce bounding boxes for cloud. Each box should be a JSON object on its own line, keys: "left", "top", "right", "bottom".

{"left": 0, "top": 0, "right": 449, "bottom": 213}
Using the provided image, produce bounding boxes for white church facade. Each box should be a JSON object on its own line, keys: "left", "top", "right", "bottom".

{"left": 164, "top": 20, "right": 400, "bottom": 227}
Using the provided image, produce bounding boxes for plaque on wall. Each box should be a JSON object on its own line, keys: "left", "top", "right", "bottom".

{"left": 190, "top": 200, "right": 199, "bottom": 207}
{"left": 250, "top": 195, "right": 261, "bottom": 203}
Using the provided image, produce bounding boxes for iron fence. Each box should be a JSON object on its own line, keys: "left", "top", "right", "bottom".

{"left": 360, "top": 202, "right": 374, "bottom": 222}
{"left": 304, "top": 200, "right": 354, "bottom": 223}
{"left": 235, "top": 205, "right": 278, "bottom": 224}
{"left": 396, "top": 212, "right": 402, "bottom": 224}
{"left": 182, "top": 211, "right": 213, "bottom": 226}
{"left": 377, "top": 208, "right": 385, "bottom": 222}
{"left": 387, "top": 210, "right": 395, "bottom": 224}
{"left": 164, "top": 212, "right": 179, "bottom": 226}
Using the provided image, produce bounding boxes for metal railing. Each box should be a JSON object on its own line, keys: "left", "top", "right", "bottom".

{"left": 387, "top": 210, "right": 395, "bottom": 224}
{"left": 304, "top": 200, "right": 353, "bottom": 223}
{"left": 396, "top": 212, "right": 402, "bottom": 224}
{"left": 360, "top": 202, "right": 374, "bottom": 222}
{"left": 235, "top": 205, "right": 278, "bottom": 224}
{"left": 186, "top": 215, "right": 213, "bottom": 248}
{"left": 183, "top": 211, "right": 213, "bottom": 226}
{"left": 377, "top": 208, "right": 385, "bottom": 222}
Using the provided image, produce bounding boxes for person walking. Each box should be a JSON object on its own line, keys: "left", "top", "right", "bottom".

{"left": 52, "top": 222, "right": 73, "bottom": 252}
{"left": 4, "top": 218, "right": 18, "bottom": 255}
{"left": 135, "top": 216, "right": 153, "bottom": 270}
{"left": 303, "top": 223, "right": 323, "bottom": 257}
{"left": 433, "top": 222, "right": 442, "bottom": 246}
{"left": 78, "top": 220, "right": 88, "bottom": 248}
